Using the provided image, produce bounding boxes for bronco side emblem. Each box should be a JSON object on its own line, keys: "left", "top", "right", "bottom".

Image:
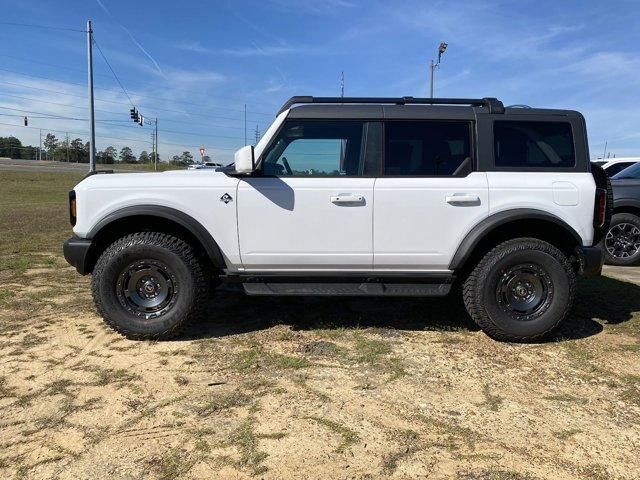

{"left": 220, "top": 193, "right": 233, "bottom": 204}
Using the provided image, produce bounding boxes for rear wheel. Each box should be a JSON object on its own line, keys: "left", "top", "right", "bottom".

{"left": 92, "top": 232, "right": 209, "bottom": 340}
{"left": 463, "top": 238, "right": 576, "bottom": 342}
{"left": 603, "top": 213, "right": 640, "bottom": 266}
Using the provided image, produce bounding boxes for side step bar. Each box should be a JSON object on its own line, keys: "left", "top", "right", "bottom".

{"left": 242, "top": 282, "right": 451, "bottom": 297}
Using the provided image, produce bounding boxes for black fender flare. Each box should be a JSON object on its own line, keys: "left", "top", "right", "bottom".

{"left": 87, "top": 205, "right": 226, "bottom": 268}
{"left": 613, "top": 198, "right": 640, "bottom": 211}
{"left": 448, "top": 208, "right": 583, "bottom": 270}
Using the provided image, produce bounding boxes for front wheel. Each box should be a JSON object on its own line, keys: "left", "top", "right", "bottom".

{"left": 604, "top": 213, "right": 640, "bottom": 266}
{"left": 92, "top": 232, "right": 209, "bottom": 340}
{"left": 463, "top": 238, "right": 576, "bottom": 342}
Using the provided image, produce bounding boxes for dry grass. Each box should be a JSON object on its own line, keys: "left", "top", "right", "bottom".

{"left": 1, "top": 170, "right": 639, "bottom": 479}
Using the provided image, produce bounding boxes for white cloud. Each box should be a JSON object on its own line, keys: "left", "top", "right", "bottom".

{"left": 268, "top": 0, "right": 356, "bottom": 14}
{"left": 0, "top": 72, "right": 248, "bottom": 163}
{"left": 175, "top": 41, "right": 212, "bottom": 54}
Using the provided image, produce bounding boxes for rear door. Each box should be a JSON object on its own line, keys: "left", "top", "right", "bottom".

{"left": 486, "top": 117, "right": 595, "bottom": 246}
{"left": 374, "top": 119, "right": 489, "bottom": 271}
{"left": 237, "top": 119, "right": 375, "bottom": 271}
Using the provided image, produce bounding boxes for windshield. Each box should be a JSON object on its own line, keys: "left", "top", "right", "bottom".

{"left": 612, "top": 162, "right": 640, "bottom": 179}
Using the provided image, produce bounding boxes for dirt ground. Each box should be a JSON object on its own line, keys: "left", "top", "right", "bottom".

{"left": 1, "top": 170, "right": 639, "bottom": 479}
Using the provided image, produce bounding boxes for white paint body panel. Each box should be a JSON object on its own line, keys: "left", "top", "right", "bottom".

{"left": 237, "top": 177, "right": 374, "bottom": 270}
{"left": 71, "top": 108, "right": 597, "bottom": 275}
{"left": 486, "top": 172, "right": 596, "bottom": 246}
{"left": 373, "top": 172, "right": 489, "bottom": 270}
{"left": 73, "top": 170, "right": 242, "bottom": 267}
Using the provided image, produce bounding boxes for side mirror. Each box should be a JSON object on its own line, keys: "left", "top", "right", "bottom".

{"left": 234, "top": 145, "right": 255, "bottom": 174}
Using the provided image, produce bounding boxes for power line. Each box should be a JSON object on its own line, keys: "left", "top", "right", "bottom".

{"left": 0, "top": 76, "right": 271, "bottom": 123}
{"left": 0, "top": 22, "right": 84, "bottom": 33}
{"left": 0, "top": 105, "right": 85, "bottom": 121}
{"left": 92, "top": 36, "right": 135, "bottom": 107}
{"left": 0, "top": 92, "right": 252, "bottom": 129}
{"left": 0, "top": 53, "right": 282, "bottom": 111}
{"left": 0, "top": 105, "right": 245, "bottom": 140}
{"left": 0, "top": 66, "right": 275, "bottom": 117}
{"left": 0, "top": 120, "right": 239, "bottom": 150}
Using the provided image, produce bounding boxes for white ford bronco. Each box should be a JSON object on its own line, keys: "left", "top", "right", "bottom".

{"left": 63, "top": 96, "right": 611, "bottom": 342}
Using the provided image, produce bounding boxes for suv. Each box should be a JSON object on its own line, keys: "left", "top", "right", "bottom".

{"left": 592, "top": 157, "right": 640, "bottom": 177}
{"left": 605, "top": 162, "right": 640, "bottom": 265}
{"left": 63, "top": 96, "right": 610, "bottom": 342}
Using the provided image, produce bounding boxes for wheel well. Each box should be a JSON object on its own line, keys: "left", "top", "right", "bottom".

{"left": 456, "top": 218, "right": 582, "bottom": 277}
{"left": 85, "top": 214, "right": 224, "bottom": 274}
{"left": 613, "top": 205, "right": 640, "bottom": 218}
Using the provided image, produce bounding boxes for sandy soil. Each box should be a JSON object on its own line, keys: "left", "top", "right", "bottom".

{"left": 1, "top": 261, "right": 639, "bottom": 480}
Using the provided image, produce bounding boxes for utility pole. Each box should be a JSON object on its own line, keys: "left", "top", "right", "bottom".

{"left": 243, "top": 104, "right": 247, "bottom": 146}
{"left": 340, "top": 71, "right": 344, "bottom": 98}
{"left": 38, "top": 128, "right": 42, "bottom": 161}
{"left": 602, "top": 141, "right": 608, "bottom": 160}
{"left": 429, "top": 42, "right": 448, "bottom": 98}
{"left": 87, "top": 20, "right": 96, "bottom": 172}
{"left": 66, "top": 133, "right": 70, "bottom": 163}
{"left": 254, "top": 124, "right": 260, "bottom": 145}
{"left": 154, "top": 117, "right": 158, "bottom": 171}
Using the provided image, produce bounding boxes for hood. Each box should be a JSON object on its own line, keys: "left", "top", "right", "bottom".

{"left": 74, "top": 169, "right": 231, "bottom": 191}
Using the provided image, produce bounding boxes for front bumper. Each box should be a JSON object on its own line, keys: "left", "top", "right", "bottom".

{"left": 578, "top": 245, "right": 604, "bottom": 277}
{"left": 63, "top": 236, "right": 92, "bottom": 275}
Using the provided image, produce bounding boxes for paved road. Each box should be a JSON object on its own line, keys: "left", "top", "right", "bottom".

{"left": 0, "top": 158, "right": 143, "bottom": 173}
{"left": 603, "top": 265, "right": 640, "bottom": 284}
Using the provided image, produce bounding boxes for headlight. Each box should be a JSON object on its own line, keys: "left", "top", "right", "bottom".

{"left": 69, "top": 190, "right": 77, "bottom": 226}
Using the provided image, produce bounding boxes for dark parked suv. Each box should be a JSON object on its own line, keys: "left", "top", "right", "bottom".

{"left": 606, "top": 162, "right": 640, "bottom": 265}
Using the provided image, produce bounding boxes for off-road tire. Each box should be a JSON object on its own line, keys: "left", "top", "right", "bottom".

{"left": 603, "top": 213, "right": 640, "bottom": 266}
{"left": 91, "top": 232, "right": 209, "bottom": 340}
{"left": 463, "top": 238, "right": 576, "bottom": 342}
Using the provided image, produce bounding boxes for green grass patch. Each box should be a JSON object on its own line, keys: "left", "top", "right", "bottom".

{"left": 231, "top": 341, "right": 311, "bottom": 371}
{"left": 307, "top": 416, "right": 359, "bottom": 453}
{"left": 542, "top": 393, "right": 588, "bottom": 404}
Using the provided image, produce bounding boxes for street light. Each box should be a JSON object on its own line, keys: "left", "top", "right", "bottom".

{"left": 430, "top": 41, "right": 448, "bottom": 98}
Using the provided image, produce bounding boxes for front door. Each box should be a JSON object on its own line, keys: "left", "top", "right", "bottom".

{"left": 374, "top": 120, "right": 489, "bottom": 271}
{"left": 237, "top": 119, "right": 374, "bottom": 271}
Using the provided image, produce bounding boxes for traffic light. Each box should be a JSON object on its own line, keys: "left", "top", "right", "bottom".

{"left": 129, "top": 108, "right": 139, "bottom": 123}
{"left": 24, "top": 116, "right": 28, "bottom": 126}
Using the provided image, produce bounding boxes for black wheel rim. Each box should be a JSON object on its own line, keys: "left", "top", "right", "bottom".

{"left": 116, "top": 259, "right": 177, "bottom": 319}
{"left": 605, "top": 223, "right": 640, "bottom": 259}
{"left": 495, "top": 263, "right": 553, "bottom": 321}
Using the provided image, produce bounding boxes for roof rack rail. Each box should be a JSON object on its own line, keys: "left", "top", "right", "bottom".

{"left": 278, "top": 96, "right": 505, "bottom": 115}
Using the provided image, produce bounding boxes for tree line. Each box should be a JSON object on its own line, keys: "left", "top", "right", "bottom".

{"left": 0, "top": 134, "right": 201, "bottom": 166}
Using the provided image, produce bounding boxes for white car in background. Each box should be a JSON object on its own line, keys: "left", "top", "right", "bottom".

{"left": 188, "top": 162, "right": 223, "bottom": 170}
{"left": 592, "top": 157, "right": 640, "bottom": 177}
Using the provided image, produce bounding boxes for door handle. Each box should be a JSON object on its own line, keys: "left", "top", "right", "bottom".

{"left": 331, "top": 194, "right": 365, "bottom": 204}
{"left": 446, "top": 194, "right": 480, "bottom": 205}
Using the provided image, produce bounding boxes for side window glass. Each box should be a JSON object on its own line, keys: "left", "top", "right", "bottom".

{"left": 261, "top": 121, "right": 364, "bottom": 176}
{"left": 494, "top": 121, "right": 575, "bottom": 168}
{"left": 384, "top": 121, "right": 472, "bottom": 176}
{"left": 605, "top": 162, "right": 632, "bottom": 176}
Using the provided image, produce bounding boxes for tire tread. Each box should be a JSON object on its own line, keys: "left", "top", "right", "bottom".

{"left": 462, "top": 238, "right": 576, "bottom": 342}
{"left": 91, "top": 232, "right": 209, "bottom": 340}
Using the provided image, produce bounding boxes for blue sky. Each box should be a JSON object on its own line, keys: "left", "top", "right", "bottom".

{"left": 0, "top": 0, "right": 639, "bottom": 162}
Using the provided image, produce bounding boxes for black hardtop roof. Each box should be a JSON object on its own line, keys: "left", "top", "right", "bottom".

{"left": 280, "top": 96, "right": 581, "bottom": 120}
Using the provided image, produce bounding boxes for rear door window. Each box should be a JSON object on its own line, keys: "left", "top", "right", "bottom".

{"left": 384, "top": 121, "right": 472, "bottom": 176}
{"left": 494, "top": 121, "right": 575, "bottom": 168}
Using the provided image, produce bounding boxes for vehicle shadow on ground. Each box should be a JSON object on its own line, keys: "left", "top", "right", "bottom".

{"left": 556, "top": 275, "right": 640, "bottom": 339}
{"left": 185, "top": 276, "right": 640, "bottom": 342}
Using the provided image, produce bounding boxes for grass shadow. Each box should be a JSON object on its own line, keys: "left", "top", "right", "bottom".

{"left": 186, "top": 286, "right": 477, "bottom": 340}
